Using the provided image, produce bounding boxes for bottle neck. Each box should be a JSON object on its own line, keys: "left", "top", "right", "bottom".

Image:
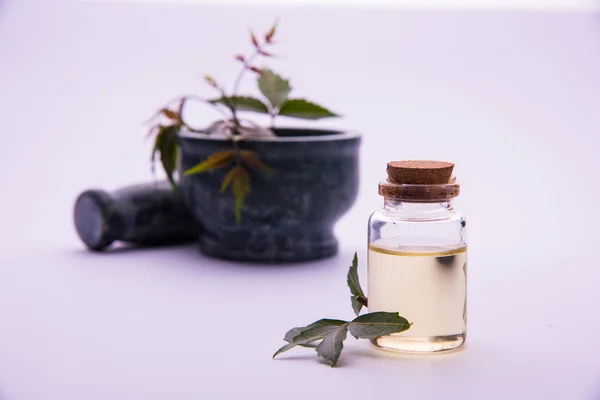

{"left": 383, "top": 198, "right": 455, "bottom": 220}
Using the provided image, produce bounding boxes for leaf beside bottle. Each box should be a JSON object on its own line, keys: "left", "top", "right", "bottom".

{"left": 348, "top": 312, "right": 411, "bottom": 340}
{"left": 347, "top": 252, "right": 367, "bottom": 316}
{"left": 274, "top": 319, "right": 348, "bottom": 359}
{"left": 273, "top": 312, "right": 411, "bottom": 367}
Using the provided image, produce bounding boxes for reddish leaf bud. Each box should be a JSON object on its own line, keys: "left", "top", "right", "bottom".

{"left": 162, "top": 109, "right": 179, "bottom": 121}
{"left": 265, "top": 22, "right": 277, "bottom": 42}
{"left": 250, "top": 31, "right": 259, "bottom": 48}
{"left": 204, "top": 75, "right": 217, "bottom": 88}
{"left": 235, "top": 54, "right": 246, "bottom": 62}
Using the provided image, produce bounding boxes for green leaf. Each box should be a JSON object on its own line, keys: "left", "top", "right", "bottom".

{"left": 284, "top": 327, "right": 312, "bottom": 343}
{"left": 351, "top": 298, "right": 361, "bottom": 317}
{"left": 278, "top": 98, "right": 339, "bottom": 120}
{"left": 274, "top": 313, "right": 412, "bottom": 367}
{"left": 230, "top": 166, "right": 250, "bottom": 224}
{"left": 283, "top": 318, "right": 344, "bottom": 344}
{"left": 282, "top": 325, "right": 321, "bottom": 349}
{"left": 151, "top": 127, "right": 162, "bottom": 165}
{"left": 152, "top": 125, "right": 180, "bottom": 190}
{"left": 349, "top": 312, "right": 412, "bottom": 340}
{"left": 208, "top": 96, "right": 270, "bottom": 114}
{"left": 239, "top": 150, "right": 276, "bottom": 175}
{"left": 284, "top": 328, "right": 301, "bottom": 342}
{"left": 258, "top": 69, "right": 291, "bottom": 108}
{"left": 316, "top": 324, "right": 349, "bottom": 367}
{"left": 218, "top": 166, "right": 251, "bottom": 224}
{"left": 220, "top": 167, "right": 237, "bottom": 194}
{"left": 183, "top": 150, "right": 234, "bottom": 176}
{"left": 347, "top": 252, "right": 366, "bottom": 316}
{"left": 273, "top": 319, "right": 347, "bottom": 359}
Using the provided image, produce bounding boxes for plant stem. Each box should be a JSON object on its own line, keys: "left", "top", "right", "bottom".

{"left": 215, "top": 86, "right": 237, "bottom": 123}
{"left": 232, "top": 136, "right": 242, "bottom": 165}
{"left": 228, "top": 50, "right": 260, "bottom": 128}
{"left": 357, "top": 296, "right": 368, "bottom": 307}
{"left": 178, "top": 95, "right": 228, "bottom": 133}
{"left": 231, "top": 36, "right": 274, "bottom": 121}
{"left": 232, "top": 50, "right": 260, "bottom": 99}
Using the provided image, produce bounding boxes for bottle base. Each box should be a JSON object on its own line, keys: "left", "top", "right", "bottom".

{"left": 371, "top": 332, "right": 466, "bottom": 354}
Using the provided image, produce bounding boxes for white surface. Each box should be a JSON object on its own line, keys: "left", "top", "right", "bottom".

{"left": 81, "top": 0, "right": 600, "bottom": 12}
{"left": 2, "top": 1, "right": 600, "bottom": 399}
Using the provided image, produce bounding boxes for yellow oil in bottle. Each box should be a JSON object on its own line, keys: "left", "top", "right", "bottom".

{"left": 367, "top": 244, "right": 467, "bottom": 353}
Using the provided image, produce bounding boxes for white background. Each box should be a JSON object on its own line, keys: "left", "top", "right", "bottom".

{"left": 1, "top": 1, "right": 600, "bottom": 399}
{"left": 81, "top": 0, "right": 600, "bottom": 12}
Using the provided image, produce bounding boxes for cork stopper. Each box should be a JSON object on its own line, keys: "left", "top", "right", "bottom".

{"left": 379, "top": 160, "right": 460, "bottom": 202}
{"left": 387, "top": 160, "right": 454, "bottom": 184}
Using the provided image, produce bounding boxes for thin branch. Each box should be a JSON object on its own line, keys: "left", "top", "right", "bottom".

{"left": 232, "top": 50, "right": 260, "bottom": 98}
{"left": 230, "top": 37, "right": 275, "bottom": 123}
{"left": 178, "top": 95, "right": 229, "bottom": 133}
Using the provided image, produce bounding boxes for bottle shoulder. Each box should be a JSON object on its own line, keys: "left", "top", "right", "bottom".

{"left": 369, "top": 208, "right": 466, "bottom": 223}
{"left": 369, "top": 207, "right": 467, "bottom": 248}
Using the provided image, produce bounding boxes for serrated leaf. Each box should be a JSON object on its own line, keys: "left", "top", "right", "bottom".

{"left": 151, "top": 125, "right": 180, "bottom": 190}
{"left": 258, "top": 69, "right": 291, "bottom": 108}
{"left": 183, "top": 150, "right": 234, "bottom": 176}
{"left": 349, "top": 312, "right": 411, "bottom": 340}
{"left": 284, "top": 326, "right": 310, "bottom": 343}
{"left": 278, "top": 98, "right": 339, "bottom": 120}
{"left": 351, "top": 297, "right": 363, "bottom": 317}
{"left": 231, "top": 166, "right": 250, "bottom": 224}
{"left": 347, "top": 252, "right": 364, "bottom": 297}
{"left": 316, "top": 324, "right": 349, "bottom": 367}
{"left": 347, "top": 252, "right": 366, "bottom": 316}
{"left": 239, "top": 150, "right": 276, "bottom": 175}
{"left": 283, "top": 319, "right": 344, "bottom": 343}
{"left": 209, "top": 96, "right": 270, "bottom": 114}
{"left": 282, "top": 325, "right": 322, "bottom": 349}
{"left": 273, "top": 319, "right": 347, "bottom": 359}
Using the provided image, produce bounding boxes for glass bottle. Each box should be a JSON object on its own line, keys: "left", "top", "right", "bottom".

{"left": 367, "top": 161, "right": 467, "bottom": 353}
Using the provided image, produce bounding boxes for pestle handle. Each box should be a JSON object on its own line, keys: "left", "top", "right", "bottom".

{"left": 73, "top": 181, "right": 199, "bottom": 251}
